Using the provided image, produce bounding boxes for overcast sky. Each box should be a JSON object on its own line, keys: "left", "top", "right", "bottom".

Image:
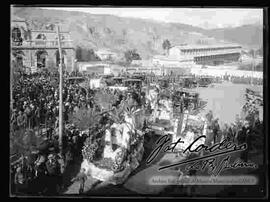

{"left": 42, "top": 7, "right": 263, "bottom": 29}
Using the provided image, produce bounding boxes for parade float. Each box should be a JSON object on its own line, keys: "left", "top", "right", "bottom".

{"left": 145, "top": 85, "right": 207, "bottom": 155}
{"left": 80, "top": 91, "right": 146, "bottom": 185}
{"left": 171, "top": 112, "right": 207, "bottom": 156}
{"left": 147, "top": 89, "right": 175, "bottom": 135}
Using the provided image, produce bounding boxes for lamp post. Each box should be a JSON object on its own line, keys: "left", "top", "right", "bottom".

{"left": 56, "top": 25, "right": 63, "bottom": 155}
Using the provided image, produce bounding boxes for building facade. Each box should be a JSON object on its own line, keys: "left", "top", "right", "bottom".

{"left": 76, "top": 61, "right": 111, "bottom": 75}
{"left": 11, "top": 17, "right": 75, "bottom": 72}
{"left": 168, "top": 44, "right": 242, "bottom": 65}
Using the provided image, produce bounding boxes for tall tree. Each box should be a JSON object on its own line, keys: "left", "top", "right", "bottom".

{"left": 162, "top": 39, "right": 171, "bottom": 55}
{"left": 122, "top": 29, "right": 127, "bottom": 40}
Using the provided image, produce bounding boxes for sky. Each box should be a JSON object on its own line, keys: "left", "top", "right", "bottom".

{"left": 42, "top": 7, "right": 263, "bottom": 29}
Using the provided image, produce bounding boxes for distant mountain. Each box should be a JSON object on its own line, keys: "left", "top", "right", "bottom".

{"left": 12, "top": 7, "right": 263, "bottom": 59}
{"left": 203, "top": 24, "right": 263, "bottom": 49}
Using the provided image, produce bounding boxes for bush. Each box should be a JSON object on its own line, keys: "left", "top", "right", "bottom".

{"left": 69, "top": 107, "right": 101, "bottom": 131}
{"left": 124, "top": 49, "right": 141, "bottom": 63}
{"left": 76, "top": 46, "right": 101, "bottom": 62}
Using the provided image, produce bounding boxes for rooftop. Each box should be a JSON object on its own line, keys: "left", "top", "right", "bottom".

{"left": 31, "top": 29, "right": 70, "bottom": 33}
{"left": 96, "top": 49, "right": 116, "bottom": 55}
{"left": 171, "top": 44, "right": 242, "bottom": 50}
{"left": 11, "top": 15, "right": 26, "bottom": 22}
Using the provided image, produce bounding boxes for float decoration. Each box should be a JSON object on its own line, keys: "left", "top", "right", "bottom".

{"left": 81, "top": 96, "right": 145, "bottom": 185}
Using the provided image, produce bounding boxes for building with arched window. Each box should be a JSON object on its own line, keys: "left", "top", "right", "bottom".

{"left": 11, "top": 16, "right": 75, "bottom": 72}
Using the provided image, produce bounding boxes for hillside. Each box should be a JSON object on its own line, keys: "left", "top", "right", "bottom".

{"left": 202, "top": 24, "right": 263, "bottom": 50}
{"left": 12, "top": 7, "right": 263, "bottom": 59}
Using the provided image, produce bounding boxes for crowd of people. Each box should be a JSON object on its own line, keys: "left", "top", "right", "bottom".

{"left": 10, "top": 69, "right": 92, "bottom": 195}
{"left": 10, "top": 65, "right": 263, "bottom": 195}
{"left": 10, "top": 69, "right": 147, "bottom": 195}
{"left": 227, "top": 75, "right": 263, "bottom": 85}
{"left": 11, "top": 70, "right": 92, "bottom": 131}
{"left": 205, "top": 108, "right": 263, "bottom": 162}
{"left": 10, "top": 122, "right": 88, "bottom": 195}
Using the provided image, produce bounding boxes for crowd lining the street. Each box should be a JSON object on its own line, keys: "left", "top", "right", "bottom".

{"left": 10, "top": 68, "right": 263, "bottom": 195}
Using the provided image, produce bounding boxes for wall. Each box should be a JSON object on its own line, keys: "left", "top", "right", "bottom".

{"left": 168, "top": 47, "right": 181, "bottom": 58}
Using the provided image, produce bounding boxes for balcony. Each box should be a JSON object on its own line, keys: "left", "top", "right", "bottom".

{"left": 11, "top": 40, "right": 73, "bottom": 49}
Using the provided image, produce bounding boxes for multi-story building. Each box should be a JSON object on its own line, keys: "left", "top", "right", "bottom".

{"left": 153, "top": 44, "right": 242, "bottom": 67}
{"left": 11, "top": 16, "right": 75, "bottom": 72}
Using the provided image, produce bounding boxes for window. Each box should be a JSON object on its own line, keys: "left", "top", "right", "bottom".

{"left": 36, "top": 50, "right": 48, "bottom": 68}
{"left": 36, "top": 34, "right": 46, "bottom": 40}
{"left": 12, "top": 27, "right": 22, "bottom": 45}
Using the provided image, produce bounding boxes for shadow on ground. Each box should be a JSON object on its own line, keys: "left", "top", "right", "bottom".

{"left": 60, "top": 156, "right": 83, "bottom": 194}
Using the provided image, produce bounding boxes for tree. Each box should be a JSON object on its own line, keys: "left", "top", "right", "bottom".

{"left": 89, "top": 49, "right": 101, "bottom": 61}
{"left": 86, "top": 49, "right": 94, "bottom": 61}
{"left": 77, "top": 48, "right": 101, "bottom": 62}
{"left": 69, "top": 107, "right": 101, "bottom": 131}
{"left": 76, "top": 46, "right": 83, "bottom": 61}
{"left": 162, "top": 39, "right": 171, "bottom": 55}
{"left": 124, "top": 50, "right": 134, "bottom": 63}
{"left": 94, "top": 91, "right": 118, "bottom": 111}
{"left": 122, "top": 29, "right": 127, "bottom": 40}
{"left": 124, "top": 49, "right": 141, "bottom": 63}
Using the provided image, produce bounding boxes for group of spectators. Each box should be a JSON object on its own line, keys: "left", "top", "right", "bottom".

{"left": 10, "top": 66, "right": 263, "bottom": 195}
{"left": 10, "top": 70, "right": 94, "bottom": 132}
{"left": 193, "top": 74, "right": 263, "bottom": 85}
{"left": 229, "top": 75, "right": 263, "bottom": 85}
{"left": 11, "top": 123, "right": 87, "bottom": 195}
{"left": 10, "top": 69, "right": 95, "bottom": 195}
{"left": 205, "top": 109, "right": 263, "bottom": 162}
{"left": 10, "top": 69, "right": 147, "bottom": 195}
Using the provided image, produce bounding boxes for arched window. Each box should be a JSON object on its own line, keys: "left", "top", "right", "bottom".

{"left": 12, "top": 50, "right": 25, "bottom": 68}
{"left": 36, "top": 50, "right": 48, "bottom": 68}
{"left": 12, "top": 27, "right": 23, "bottom": 45}
{"left": 36, "top": 33, "right": 46, "bottom": 40}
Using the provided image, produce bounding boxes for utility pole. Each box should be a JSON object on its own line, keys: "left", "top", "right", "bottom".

{"left": 253, "top": 50, "right": 255, "bottom": 86}
{"left": 250, "top": 49, "right": 256, "bottom": 86}
{"left": 56, "top": 25, "right": 63, "bottom": 155}
{"left": 10, "top": 55, "right": 13, "bottom": 112}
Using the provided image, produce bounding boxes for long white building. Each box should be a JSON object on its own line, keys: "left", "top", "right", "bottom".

{"left": 153, "top": 44, "right": 242, "bottom": 67}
